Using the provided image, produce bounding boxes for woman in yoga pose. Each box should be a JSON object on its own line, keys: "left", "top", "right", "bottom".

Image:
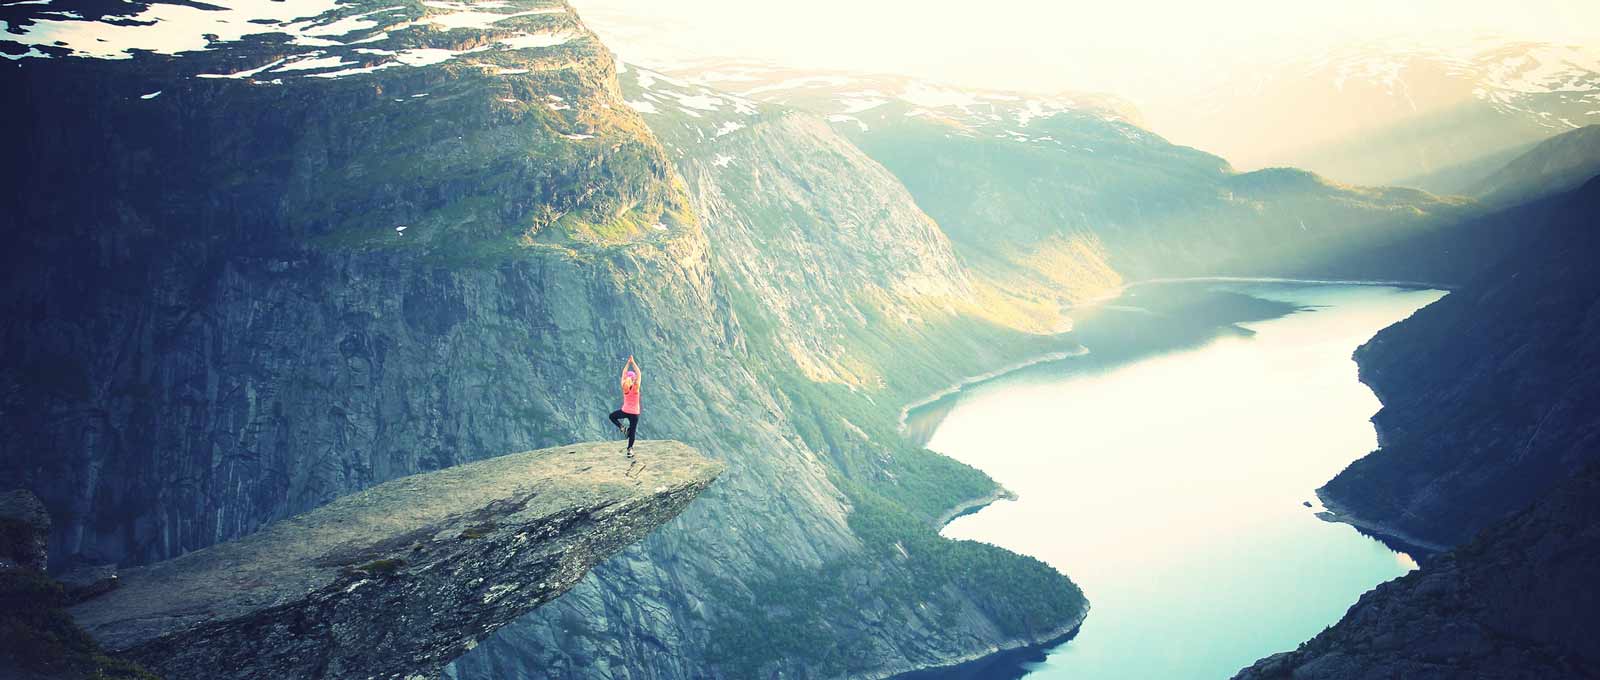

{"left": 609, "top": 356, "right": 642, "bottom": 456}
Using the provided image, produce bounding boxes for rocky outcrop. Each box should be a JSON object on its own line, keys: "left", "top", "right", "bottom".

{"left": 69, "top": 440, "right": 721, "bottom": 680}
{"left": 1234, "top": 460, "right": 1600, "bottom": 680}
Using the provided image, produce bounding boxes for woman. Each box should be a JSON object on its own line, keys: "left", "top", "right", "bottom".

{"left": 608, "top": 355, "right": 642, "bottom": 456}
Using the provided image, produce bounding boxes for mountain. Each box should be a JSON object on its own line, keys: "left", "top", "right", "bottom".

{"left": 1470, "top": 124, "right": 1600, "bottom": 204}
{"left": 450, "top": 61, "right": 1093, "bottom": 680}
{"left": 5, "top": 3, "right": 1573, "bottom": 678}
{"left": 2, "top": 2, "right": 1091, "bottom": 677}
{"left": 1235, "top": 458, "right": 1600, "bottom": 680}
{"left": 1315, "top": 175, "right": 1600, "bottom": 551}
{"left": 666, "top": 62, "right": 1475, "bottom": 294}
{"left": 1149, "top": 39, "right": 1600, "bottom": 188}
{"left": 1231, "top": 176, "right": 1600, "bottom": 679}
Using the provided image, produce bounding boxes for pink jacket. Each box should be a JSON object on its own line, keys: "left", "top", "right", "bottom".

{"left": 621, "top": 376, "right": 641, "bottom": 415}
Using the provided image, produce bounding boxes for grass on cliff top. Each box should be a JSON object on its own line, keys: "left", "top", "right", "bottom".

{"left": 299, "top": 66, "right": 689, "bottom": 262}
{"left": 0, "top": 569, "right": 160, "bottom": 680}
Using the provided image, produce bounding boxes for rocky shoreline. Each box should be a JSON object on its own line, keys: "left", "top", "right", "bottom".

{"left": 1312, "top": 489, "right": 1450, "bottom": 557}
{"left": 876, "top": 606, "right": 1091, "bottom": 680}
{"left": 898, "top": 348, "right": 1089, "bottom": 437}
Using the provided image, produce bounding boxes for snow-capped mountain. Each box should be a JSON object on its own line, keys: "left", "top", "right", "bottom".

{"left": 1151, "top": 37, "right": 1600, "bottom": 190}
{"left": 658, "top": 59, "right": 1145, "bottom": 142}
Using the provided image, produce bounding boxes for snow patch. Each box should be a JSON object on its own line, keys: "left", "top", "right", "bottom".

{"left": 711, "top": 153, "right": 735, "bottom": 167}
{"left": 741, "top": 75, "right": 854, "bottom": 96}
{"left": 672, "top": 93, "right": 723, "bottom": 111}
{"left": 1, "top": 47, "right": 53, "bottom": 60}
{"left": 714, "top": 121, "right": 745, "bottom": 137}
{"left": 3, "top": 0, "right": 342, "bottom": 60}
{"left": 274, "top": 54, "right": 351, "bottom": 72}
{"left": 422, "top": 0, "right": 511, "bottom": 9}
{"left": 393, "top": 45, "right": 488, "bottom": 67}
{"left": 626, "top": 100, "right": 659, "bottom": 114}
{"left": 309, "top": 62, "right": 397, "bottom": 78}
{"left": 498, "top": 31, "right": 575, "bottom": 50}
{"left": 196, "top": 57, "right": 288, "bottom": 81}
{"left": 139, "top": 91, "right": 162, "bottom": 100}
{"left": 424, "top": 7, "right": 563, "bottom": 30}
{"left": 838, "top": 96, "right": 889, "bottom": 114}
{"left": 898, "top": 81, "right": 980, "bottom": 109}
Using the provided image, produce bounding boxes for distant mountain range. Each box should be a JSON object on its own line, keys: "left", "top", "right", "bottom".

{"left": 1145, "top": 38, "right": 1600, "bottom": 189}
{"left": 659, "top": 60, "right": 1474, "bottom": 294}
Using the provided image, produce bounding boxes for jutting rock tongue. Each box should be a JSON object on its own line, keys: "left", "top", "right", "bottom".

{"left": 68, "top": 441, "right": 723, "bottom": 680}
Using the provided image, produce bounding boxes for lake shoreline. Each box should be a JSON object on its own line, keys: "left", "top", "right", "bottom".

{"left": 879, "top": 607, "right": 1091, "bottom": 680}
{"left": 934, "top": 486, "right": 1018, "bottom": 530}
{"left": 898, "top": 348, "right": 1089, "bottom": 438}
{"left": 902, "top": 281, "right": 1446, "bottom": 680}
{"left": 1313, "top": 489, "right": 1451, "bottom": 557}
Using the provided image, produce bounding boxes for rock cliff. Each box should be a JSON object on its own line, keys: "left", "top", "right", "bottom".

{"left": 451, "top": 64, "right": 1091, "bottom": 680}
{"left": 1233, "top": 177, "right": 1600, "bottom": 679}
{"left": 68, "top": 440, "right": 721, "bottom": 680}
{"left": 2, "top": 2, "right": 1087, "bottom": 677}
{"left": 1320, "top": 175, "right": 1600, "bottom": 550}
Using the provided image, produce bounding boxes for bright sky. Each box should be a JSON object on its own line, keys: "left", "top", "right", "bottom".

{"left": 571, "top": 0, "right": 1600, "bottom": 108}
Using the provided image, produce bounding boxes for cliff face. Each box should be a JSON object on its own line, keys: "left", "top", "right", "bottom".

{"left": 1, "top": 0, "right": 710, "bottom": 570}
{"left": 1319, "top": 176, "right": 1600, "bottom": 549}
{"left": 2, "top": 2, "right": 1088, "bottom": 678}
{"left": 1, "top": 0, "right": 854, "bottom": 673}
{"left": 1234, "top": 460, "right": 1600, "bottom": 680}
{"left": 451, "top": 64, "right": 1091, "bottom": 680}
{"left": 67, "top": 441, "right": 722, "bottom": 680}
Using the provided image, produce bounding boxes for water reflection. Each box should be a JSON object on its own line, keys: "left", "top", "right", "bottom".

{"left": 909, "top": 283, "right": 1444, "bottom": 680}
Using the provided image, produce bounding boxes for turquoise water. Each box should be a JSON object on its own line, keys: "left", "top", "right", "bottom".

{"left": 921, "top": 284, "right": 1445, "bottom": 679}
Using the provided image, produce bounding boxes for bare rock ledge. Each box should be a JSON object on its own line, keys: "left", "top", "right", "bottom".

{"left": 68, "top": 440, "right": 723, "bottom": 680}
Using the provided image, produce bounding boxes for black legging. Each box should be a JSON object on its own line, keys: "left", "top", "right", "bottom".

{"left": 609, "top": 410, "right": 639, "bottom": 449}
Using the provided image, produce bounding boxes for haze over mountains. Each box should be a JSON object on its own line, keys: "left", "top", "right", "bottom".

{"left": 1165, "top": 39, "right": 1600, "bottom": 187}
{"left": 570, "top": 0, "right": 1600, "bottom": 192}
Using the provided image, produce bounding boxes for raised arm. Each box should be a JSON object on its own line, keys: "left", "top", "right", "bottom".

{"left": 626, "top": 356, "right": 640, "bottom": 382}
